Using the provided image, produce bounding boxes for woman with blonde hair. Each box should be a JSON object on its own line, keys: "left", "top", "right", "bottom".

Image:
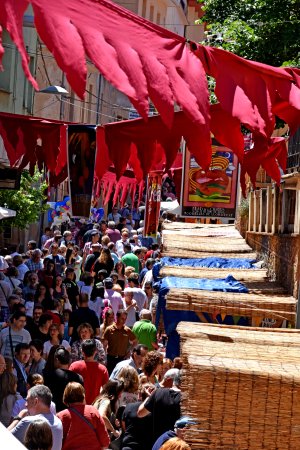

{"left": 93, "top": 247, "right": 114, "bottom": 276}
{"left": 57, "top": 382, "right": 109, "bottom": 450}
{"left": 70, "top": 322, "right": 106, "bottom": 364}
{"left": 160, "top": 437, "right": 191, "bottom": 450}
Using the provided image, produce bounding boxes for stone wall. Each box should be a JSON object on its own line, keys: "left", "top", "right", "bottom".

{"left": 246, "top": 232, "right": 300, "bottom": 298}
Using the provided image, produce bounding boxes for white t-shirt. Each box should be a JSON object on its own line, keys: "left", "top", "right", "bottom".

{"left": 105, "top": 289, "right": 123, "bottom": 318}
{"left": 12, "top": 398, "right": 56, "bottom": 416}
{"left": 123, "top": 300, "right": 136, "bottom": 328}
{"left": 131, "top": 288, "right": 147, "bottom": 311}
{"left": 88, "top": 298, "right": 108, "bottom": 319}
{"left": 43, "top": 339, "right": 71, "bottom": 357}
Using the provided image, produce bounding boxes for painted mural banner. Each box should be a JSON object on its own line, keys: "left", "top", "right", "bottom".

{"left": 144, "top": 171, "right": 162, "bottom": 238}
{"left": 67, "top": 125, "right": 97, "bottom": 218}
{"left": 181, "top": 144, "right": 239, "bottom": 219}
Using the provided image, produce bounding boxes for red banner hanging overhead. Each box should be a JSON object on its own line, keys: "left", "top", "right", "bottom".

{"left": 144, "top": 172, "right": 162, "bottom": 238}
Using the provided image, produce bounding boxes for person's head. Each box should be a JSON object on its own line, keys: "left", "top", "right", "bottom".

{"left": 127, "top": 275, "right": 139, "bottom": 288}
{"left": 26, "top": 385, "right": 52, "bottom": 415}
{"left": 46, "top": 260, "right": 55, "bottom": 273}
{"left": 101, "top": 235, "right": 111, "bottom": 247}
{"left": 0, "top": 371, "right": 17, "bottom": 405}
{"left": 28, "top": 273, "right": 38, "bottom": 286}
{"left": 38, "top": 313, "right": 53, "bottom": 331}
{"left": 123, "top": 265, "right": 134, "bottom": 277}
{"left": 116, "top": 309, "right": 127, "bottom": 327}
{"left": 102, "top": 307, "right": 114, "bottom": 327}
{"left": 8, "top": 294, "right": 21, "bottom": 312}
{"left": 114, "top": 261, "right": 125, "bottom": 275}
{"left": 132, "top": 344, "right": 148, "bottom": 369}
{"left": 145, "top": 258, "right": 155, "bottom": 270}
{"left": 142, "top": 351, "right": 163, "bottom": 377}
{"left": 27, "top": 240, "right": 37, "bottom": 251}
{"left": 173, "top": 357, "right": 183, "bottom": 370}
{"left": 144, "top": 281, "right": 153, "bottom": 297}
{"left": 83, "top": 275, "right": 94, "bottom": 286}
{"left": 117, "top": 365, "right": 139, "bottom": 394}
{"left": 121, "top": 231, "right": 129, "bottom": 242}
{"left": 77, "top": 323, "right": 94, "bottom": 341}
{"left": 27, "top": 373, "right": 44, "bottom": 388}
{"left": 49, "top": 323, "right": 62, "bottom": 342}
{"left": 123, "top": 243, "right": 132, "bottom": 254}
{"left": 108, "top": 220, "right": 116, "bottom": 230}
{"left": 55, "top": 274, "right": 63, "bottom": 286}
{"left": 81, "top": 339, "right": 97, "bottom": 359}
{"left": 94, "top": 379, "right": 124, "bottom": 412}
{"left": 63, "top": 382, "right": 85, "bottom": 406}
{"left": 65, "top": 267, "right": 75, "bottom": 280}
{"left": 91, "top": 230, "right": 100, "bottom": 243}
{"left": 110, "top": 271, "right": 118, "bottom": 284}
{"left": 12, "top": 302, "right": 26, "bottom": 314}
{"left": 6, "top": 266, "right": 18, "bottom": 278}
{"left": 30, "top": 340, "right": 44, "bottom": 362}
{"left": 13, "top": 254, "right": 23, "bottom": 267}
{"left": 160, "top": 437, "right": 191, "bottom": 450}
{"left": 104, "top": 277, "right": 113, "bottom": 290}
{"left": 140, "top": 309, "right": 152, "bottom": 321}
{"left": 11, "top": 311, "right": 27, "bottom": 330}
{"left": 50, "top": 243, "right": 59, "bottom": 256}
{"left": 44, "top": 227, "right": 51, "bottom": 236}
{"left": 54, "top": 346, "right": 71, "bottom": 368}
{"left": 0, "top": 354, "right": 6, "bottom": 375}
{"left": 123, "top": 287, "right": 134, "bottom": 304}
{"left": 32, "top": 249, "right": 42, "bottom": 262}
{"left": 174, "top": 416, "right": 198, "bottom": 441}
{"left": 24, "top": 419, "right": 53, "bottom": 450}
{"left": 91, "top": 243, "right": 101, "bottom": 254}
{"left": 79, "top": 292, "right": 89, "bottom": 306}
{"left": 100, "top": 220, "right": 107, "bottom": 232}
{"left": 15, "top": 343, "right": 31, "bottom": 365}
{"left": 33, "top": 305, "right": 44, "bottom": 324}
{"left": 63, "top": 230, "right": 72, "bottom": 242}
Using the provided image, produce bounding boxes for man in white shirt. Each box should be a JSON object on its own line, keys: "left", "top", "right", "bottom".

{"left": 9, "top": 385, "right": 63, "bottom": 450}
{"left": 115, "top": 230, "right": 130, "bottom": 258}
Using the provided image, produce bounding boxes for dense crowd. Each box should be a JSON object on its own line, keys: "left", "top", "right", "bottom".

{"left": 0, "top": 204, "right": 192, "bottom": 450}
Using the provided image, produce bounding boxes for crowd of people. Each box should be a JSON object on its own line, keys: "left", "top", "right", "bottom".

{"left": 0, "top": 204, "right": 193, "bottom": 450}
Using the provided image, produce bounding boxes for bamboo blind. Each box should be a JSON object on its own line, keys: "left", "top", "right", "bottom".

{"left": 178, "top": 323, "right": 300, "bottom": 449}
{"left": 160, "top": 266, "right": 268, "bottom": 282}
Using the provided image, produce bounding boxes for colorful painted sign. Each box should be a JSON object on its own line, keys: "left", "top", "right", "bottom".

{"left": 67, "top": 125, "right": 97, "bottom": 218}
{"left": 181, "top": 144, "right": 239, "bottom": 219}
{"left": 144, "top": 172, "right": 162, "bottom": 238}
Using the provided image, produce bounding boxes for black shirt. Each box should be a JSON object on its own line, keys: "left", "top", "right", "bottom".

{"left": 122, "top": 401, "right": 153, "bottom": 450}
{"left": 30, "top": 327, "right": 50, "bottom": 343}
{"left": 63, "top": 279, "right": 79, "bottom": 309}
{"left": 144, "top": 388, "right": 181, "bottom": 445}
{"left": 69, "top": 307, "right": 100, "bottom": 343}
{"left": 84, "top": 252, "right": 101, "bottom": 273}
{"left": 44, "top": 368, "right": 84, "bottom": 412}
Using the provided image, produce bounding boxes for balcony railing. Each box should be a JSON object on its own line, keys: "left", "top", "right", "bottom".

{"left": 248, "top": 173, "right": 300, "bottom": 234}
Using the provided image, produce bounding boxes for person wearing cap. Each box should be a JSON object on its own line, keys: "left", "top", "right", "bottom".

{"left": 82, "top": 230, "right": 100, "bottom": 264}
{"left": 152, "top": 416, "right": 197, "bottom": 450}
{"left": 103, "top": 277, "right": 123, "bottom": 318}
{"left": 132, "top": 309, "right": 158, "bottom": 350}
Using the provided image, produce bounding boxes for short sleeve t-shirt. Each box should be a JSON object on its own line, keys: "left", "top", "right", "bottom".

{"left": 0, "top": 327, "right": 31, "bottom": 358}
{"left": 103, "top": 324, "right": 136, "bottom": 357}
{"left": 122, "top": 401, "right": 153, "bottom": 450}
{"left": 132, "top": 320, "right": 157, "bottom": 350}
{"left": 144, "top": 388, "right": 181, "bottom": 444}
{"left": 121, "top": 253, "right": 140, "bottom": 274}
{"left": 69, "top": 360, "right": 109, "bottom": 405}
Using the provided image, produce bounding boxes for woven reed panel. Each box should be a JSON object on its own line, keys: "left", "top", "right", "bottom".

{"left": 162, "top": 249, "right": 258, "bottom": 259}
{"left": 163, "top": 235, "right": 253, "bottom": 253}
{"left": 166, "top": 289, "right": 296, "bottom": 324}
{"left": 160, "top": 266, "right": 268, "bottom": 281}
{"left": 178, "top": 323, "right": 300, "bottom": 449}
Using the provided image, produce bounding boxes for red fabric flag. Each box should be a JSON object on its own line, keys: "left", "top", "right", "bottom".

{"left": 0, "top": 0, "right": 210, "bottom": 137}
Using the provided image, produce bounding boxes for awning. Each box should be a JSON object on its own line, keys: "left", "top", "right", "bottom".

{"left": 0, "top": 207, "right": 16, "bottom": 220}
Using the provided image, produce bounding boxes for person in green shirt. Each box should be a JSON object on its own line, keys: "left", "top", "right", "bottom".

{"left": 132, "top": 309, "right": 158, "bottom": 351}
{"left": 121, "top": 243, "right": 139, "bottom": 274}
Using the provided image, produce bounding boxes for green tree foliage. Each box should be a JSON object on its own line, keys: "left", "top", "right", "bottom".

{"left": 199, "top": 0, "right": 300, "bottom": 66}
{"left": 0, "top": 169, "right": 49, "bottom": 229}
